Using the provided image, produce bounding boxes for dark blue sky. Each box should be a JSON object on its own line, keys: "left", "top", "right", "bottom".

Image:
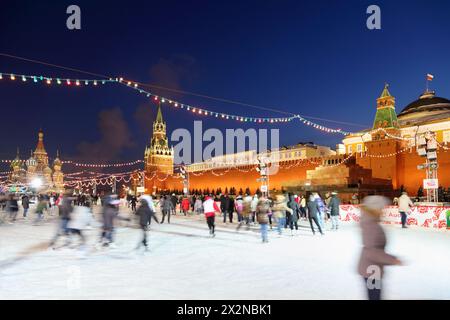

{"left": 1, "top": 0, "right": 450, "bottom": 166}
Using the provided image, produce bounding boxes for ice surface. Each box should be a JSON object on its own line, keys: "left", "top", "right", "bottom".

{"left": 0, "top": 206, "right": 449, "bottom": 300}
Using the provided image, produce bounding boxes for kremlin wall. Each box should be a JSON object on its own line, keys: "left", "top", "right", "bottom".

{"left": 144, "top": 84, "right": 450, "bottom": 201}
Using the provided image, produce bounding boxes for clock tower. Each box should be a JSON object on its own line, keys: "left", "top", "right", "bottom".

{"left": 144, "top": 103, "right": 174, "bottom": 193}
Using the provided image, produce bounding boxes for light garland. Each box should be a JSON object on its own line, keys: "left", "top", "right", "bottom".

{"left": 61, "top": 159, "right": 144, "bottom": 168}
{"left": 0, "top": 71, "right": 350, "bottom": 135}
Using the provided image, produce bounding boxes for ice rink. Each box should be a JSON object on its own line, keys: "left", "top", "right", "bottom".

{"left": 1, "top": 207, "right": 449, "bottom": 300}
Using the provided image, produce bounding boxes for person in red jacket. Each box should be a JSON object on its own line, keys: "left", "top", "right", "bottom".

{"left": 203, "top": 195, "right": 221, "bottom": 237}
{"left": 181, "top": 197, "right": 190, "bottom": 215}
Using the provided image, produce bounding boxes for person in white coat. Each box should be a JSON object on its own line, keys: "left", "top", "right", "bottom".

{"left": 67, "top": 202, "right": 95, "bottom": 250}
{"left": 397, "top": 192, "right": 413, "bottom": 228}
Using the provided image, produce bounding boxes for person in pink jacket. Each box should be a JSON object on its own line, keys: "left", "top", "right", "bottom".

{"left": 203, "top": 195, "right": 221, "bottom": 237}
{"left": 358, "top": 195, "right": 402, "bottom": 300}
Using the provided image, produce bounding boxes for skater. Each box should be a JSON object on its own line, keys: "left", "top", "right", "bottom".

{"left": 203, "top": 195, "right": 220, "bottom": 237}
{"left": 256, "top": 196, "right": 270, "bottom": 243}
{"left": 272, "top": 194, "right": 292, "bottom": 236}
{"left": 398, "top": 192, "right": 413, "bottom": 228}
{"left": 327, "top": 191, "right": 340, "bottom": 231}
{"left": 161, "top": 195, "right": 174, "bottom": 224}
{"left": 300, "top": 195, "right": 307, "bottom": 219}
{"left": 307, "top": 194, "right": 323, "bottom": 235}
{"left": 234, "top": 195, "right": 244, "bottom": 222}
{"left": 6, "top": 194, "right": 19, "bottom": 223}
{"left": 220, "top": 194, "right": 233, "bottom": 223}
{"left": 358, "top": 195, "right": 402, "bottom": 300}
{"left": 67, "top": 201, "right": 95, "bottom": 252}
{"left": 236, "top": 194, "right": 252, "bottom": 231}
{"left": 287, "top": 194, "right": 300, "bottom": 235}
{"left": 250, "top": 194, "right": 259, "bottom": 224}
{"left": 49, "top": 194, "right": 56, "bottom": 216}
{"left": 194, "top": 197, "right": 203, "bottom": 215}
{"left": 22, "top": 194, "right": 30, "bottom": 218}
{"left": 34, "top": 195, "right": 48, "bottom": 224}
{"left": 170, "top": 193, "right": 178, "bottom": 216}
{"left": 49, "top": 193, "right": 74, "bottom": 248}
{"left": 99, "top": 195, "right": 120, "bottom": 247}
{"left": 267, "top": 196, "right": 274, "bottom": 229}
{"left": 313, "top": 192, "right": 326, "bottom": 229}
{"left": 135, "top": 195, "right": 159, "bottom": 251}
{"left": 181, "top": 197, "right": 190, "bottom": 215}
{"left": 130, "top": 196, "right": 137, "bottom": 212}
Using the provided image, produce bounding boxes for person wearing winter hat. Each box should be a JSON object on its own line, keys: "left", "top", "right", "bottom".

{"left": 327, "top": 191, "right": 341, "bottom": 231}
{"left": 358, "top": 195, "right": 402, "bottom": 300}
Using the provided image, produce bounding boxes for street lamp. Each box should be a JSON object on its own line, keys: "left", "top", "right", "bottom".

{"left": 417, "top": 131, "right": 439, "bottom": 203}
{"left": 180, "top": 163, "right": 189, "bottom": 195}
{"left": 256, "top": 157, "right": 269, "bottom": 197}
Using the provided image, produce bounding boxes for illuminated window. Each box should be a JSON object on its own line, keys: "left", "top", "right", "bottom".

{"left": 348, "top": 145, "right": 353, "bottom": 154}
{"left": 357, "top": 144, "right": 363, "bottom": 153}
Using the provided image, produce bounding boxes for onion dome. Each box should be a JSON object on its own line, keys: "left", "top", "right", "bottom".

{"left": 10, "top": 148, "right": 21, "bottom": 169}
{"left": 53, "top": 150, "right": 62, "bottom": 167}
{"left": 398, "top": 90, "right": 450, "bottom": 125}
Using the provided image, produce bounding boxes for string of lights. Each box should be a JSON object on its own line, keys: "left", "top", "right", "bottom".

{"left": 61, "top": 159, "right": 144, "bottom": 168}
{"left": 0, "top": 71, "right": 350, "bottom": 135}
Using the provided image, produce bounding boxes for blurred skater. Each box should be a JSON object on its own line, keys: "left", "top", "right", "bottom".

{"left": 99, "top": 195, "right": 120, "bottom": 248}
{"left": 49, "top": 193, "right": 74, "bottom": 248}
{"left": 236, "top": 194, "right": 252, "bottom": 231}
{"left": 358, "top": 196, "right": 402, "bottom": 300}
{"left": 256, "top": 196, "right": 270, "bottom": 243}
{"left": 6, "top": 194, "right": 19, "bottom": 223}
{"left": 67, "top": 201, "right": 95, "bottom": 253}
{"left": 135, "top": 195, "right": 159, "bottom": 251}
{"left": 272, "top": 194, "right": 292, "bottom": 236}
{"left": 33, "top": 195, "right": 48, "bottom": 225}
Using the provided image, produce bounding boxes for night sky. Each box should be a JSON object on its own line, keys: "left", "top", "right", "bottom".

{"left": 1, "top": 0, "right": 450, "bottom": 167}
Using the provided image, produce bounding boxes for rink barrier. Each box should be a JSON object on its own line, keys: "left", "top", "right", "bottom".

{"left": 339, "top": 205, "right": 449, "bottom": 230}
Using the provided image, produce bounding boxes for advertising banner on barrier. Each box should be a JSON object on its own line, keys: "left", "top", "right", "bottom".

{"left": 339, "top": 205, "right": 449, "bottom": 229}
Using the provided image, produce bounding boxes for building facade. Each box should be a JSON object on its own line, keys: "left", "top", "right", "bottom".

{"left": 9, "top": 129, "right": 65, "bottom": 193}
{"left": 143, "top": 84, "right": 450, "bottom": 199}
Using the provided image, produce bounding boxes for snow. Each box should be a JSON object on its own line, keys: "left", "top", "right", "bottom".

{"left": 0, "top": 206, "right": 449, "bottom": 300}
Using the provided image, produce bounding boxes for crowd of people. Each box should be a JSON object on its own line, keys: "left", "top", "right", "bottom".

{"left": 116, "top": 191, "right": 344, "bottom": 243}
{"left": 0, "top": 189, "right": 417, "bottom": 300}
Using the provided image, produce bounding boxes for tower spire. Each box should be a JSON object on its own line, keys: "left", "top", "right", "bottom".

{"left": 156, "top": 102, "right": 164, "bottom": 123}
{"left": 379, "top": 83, "right": 391, "bottom": 98}
{"left": 373, "top": 83, "right": 399, "bottom": 130}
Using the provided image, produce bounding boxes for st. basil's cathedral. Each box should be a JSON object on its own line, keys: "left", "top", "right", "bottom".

{"left": 9, "top": 129, "right": 64, "bottom": 193}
